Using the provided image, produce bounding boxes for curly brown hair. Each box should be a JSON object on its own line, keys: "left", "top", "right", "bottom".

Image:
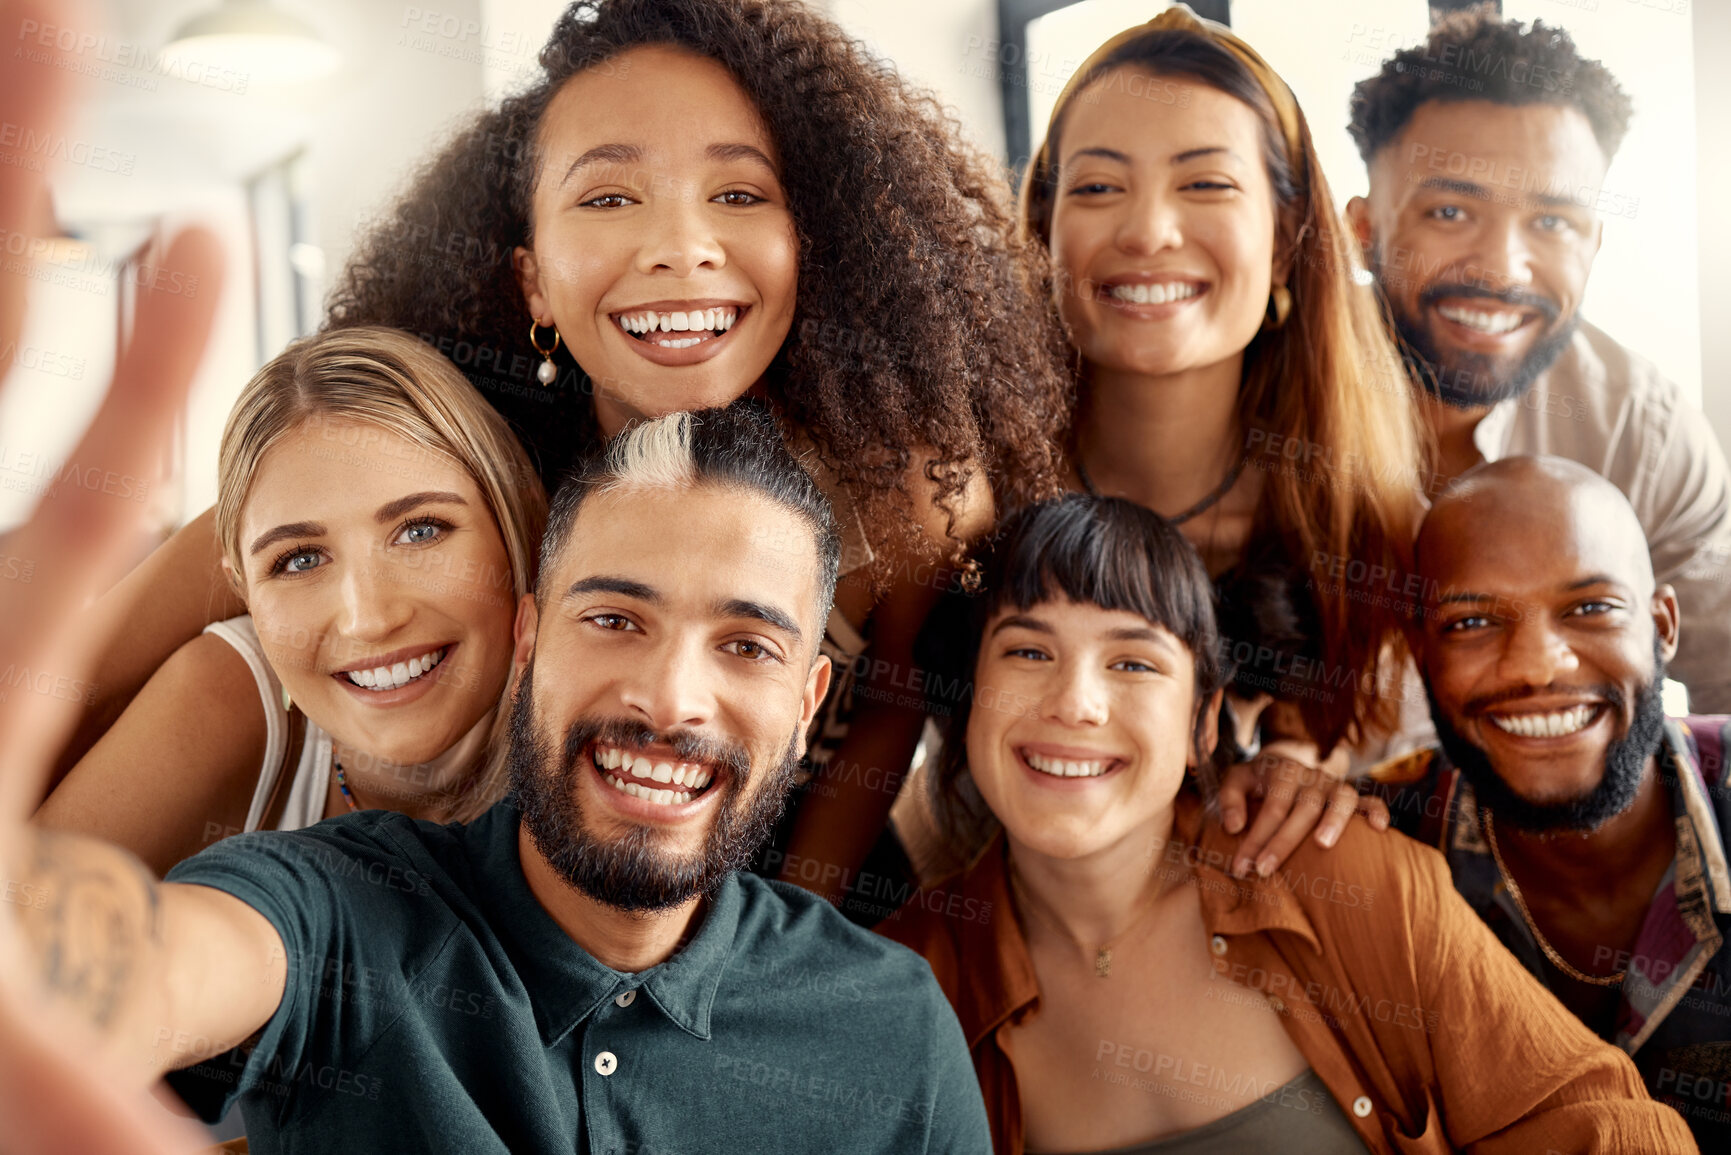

{"left": 326, "top": 0, "right": 1070, "bottom": 570}
{"left": 1348, "top": 4, "right": 1633, "bottom": 164}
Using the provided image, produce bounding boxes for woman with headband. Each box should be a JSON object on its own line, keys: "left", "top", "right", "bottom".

{"left": 1017, "top": 5, "right": 1427, "bottom": 877}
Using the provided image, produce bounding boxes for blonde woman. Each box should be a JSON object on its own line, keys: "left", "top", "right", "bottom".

{"left": 36, "top": 327, "right": 547, "bottom": 875}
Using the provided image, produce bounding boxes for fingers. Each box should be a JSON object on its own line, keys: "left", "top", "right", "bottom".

{"left": 1242, "top": 759, "right": 1335, "bottom": 878}
{"left": 1215, "top": 759, "right": 1258, "bottom": 836}
{"left": 1229, "top": 754, "right": 1306, "bottom": 877}
{"left": 0, "top": 227, "right": 224, "bottom": 815}
{"left": 1311, "top": 781, "right": 1362, "bottom": 850}
{"left": 1356, "top": 792, "right": 1391, "bottom": 833}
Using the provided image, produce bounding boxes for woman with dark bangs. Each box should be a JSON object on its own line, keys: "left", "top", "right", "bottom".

{"left": 1017, "top": 7, "right": 1428, "bottom": 877}
{"left": 50, "top": 0, "right": 1072, "bottom": 904}
{"left": 882, "top": 494, "right": 1693, "bottom": 1154}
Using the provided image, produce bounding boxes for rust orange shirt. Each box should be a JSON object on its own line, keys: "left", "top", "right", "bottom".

{"left": 879, "top": 790, "right": 1696, "bottom": 1154}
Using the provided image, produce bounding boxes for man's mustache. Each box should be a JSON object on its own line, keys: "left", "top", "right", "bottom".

{"left": 1418, "top": 280, "right": 1561, "bottom": 324}
{"left": 1461, "top": 681, "right": 1623, "bottom": 718}
{"left": 559, "top": 715, "right": 752, "bottom": 783}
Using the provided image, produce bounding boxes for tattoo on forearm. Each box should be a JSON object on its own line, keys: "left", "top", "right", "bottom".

{"left": 16, "top": 833, "right": 162, "bottom": 1030}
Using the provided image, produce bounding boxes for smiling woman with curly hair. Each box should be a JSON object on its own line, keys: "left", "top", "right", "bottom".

{"left": 331, "top": 0, "right": 1070, "bottom": 549}
{"left": 54, "top": 0, "right": 1071, "bottom": 918}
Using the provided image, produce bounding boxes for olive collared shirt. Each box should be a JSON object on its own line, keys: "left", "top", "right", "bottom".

{"left": 164, "top": 800, "right": 989, "bottom": 1154}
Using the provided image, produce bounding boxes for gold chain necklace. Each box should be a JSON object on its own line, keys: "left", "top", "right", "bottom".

{"left": 1483, "top": 810, "right": 1626, "bottom": 988}
{"left": 1008, "top": 860, "right": 1168, "bottom": 979}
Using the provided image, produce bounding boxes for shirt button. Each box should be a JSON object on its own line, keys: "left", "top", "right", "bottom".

{"left": 594, "top": 1051, "right": 618, "bottom": 1077}
{"left": 1267, "top": 995, "right": 1286, "bottom": 1013}
{"left": 615, "top": 989, "right": 636, "bottom": 1008}
{"left": 1210, "top": 935, "right": 1228, "bottom": 956}
{"left": 1352, "top": 1096, "right": 1373, "bottom": 1118}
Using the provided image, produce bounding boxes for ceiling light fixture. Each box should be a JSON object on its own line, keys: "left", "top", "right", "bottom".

{"left": 160, "top": 0, "right": 340, "bottom": 87}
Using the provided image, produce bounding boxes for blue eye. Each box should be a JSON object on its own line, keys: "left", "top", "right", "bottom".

{"left": 1430, "top": 205, "right": 1465, "bottom": 222}
{"left": 276, "top": 548, "right": 324, "bottom": 575}
{"left": 396, "top": 519, "right": 446, "bottom": 546}
{"left": 1112, "top": 659, "right": 1156, "bottom": 673}
{"left": 1006, "top": 646, "right": 1050, "bottom": 661}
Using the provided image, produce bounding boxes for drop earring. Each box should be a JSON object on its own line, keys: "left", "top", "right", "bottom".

{"left": 1263, "top": 283, "right": 1292, "bottom": 330}
{"left": 530, "top": 320, "right": 561, "bottom": 385}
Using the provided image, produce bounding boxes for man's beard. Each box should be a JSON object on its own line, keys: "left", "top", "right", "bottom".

{"left": 1427, "top": 642, "right": 1669, "bottom": 834}
{"left": 506, "top": 657, "right": 802, "bottom": 912}
{"left": 1369, "top": 247, "right": 1577, "bottom": 410}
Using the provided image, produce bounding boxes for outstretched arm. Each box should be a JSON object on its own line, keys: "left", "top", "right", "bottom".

{"left": 7, "top": 829, "right": 288, "bottom": 1082}
{"left": 0, "top": 4, "right": 261, "bottom": 1146}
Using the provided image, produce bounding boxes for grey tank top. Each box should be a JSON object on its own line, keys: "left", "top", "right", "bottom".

{"left": 1028, "top": 1070, "right": 1368, "bottom": 1155}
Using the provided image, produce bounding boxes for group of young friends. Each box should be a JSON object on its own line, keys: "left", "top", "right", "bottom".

{"left": 2, "top": 0, "right": 1729, "bottom": 1152}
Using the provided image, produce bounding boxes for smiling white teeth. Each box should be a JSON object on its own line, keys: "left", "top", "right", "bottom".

{"left": 1437, "top": 305, "right": 1523, "bottom": 334}
{"left": 596, "top": 747, "right": 715, "bottom": 803}
{"left": 1024, "top": 751, "right": 1111, "bottom": 778}
{"left": 344, "top": 647, "right": 446, "bottom": 691}
{"left": 1110, "top": 282, "right": 1199, "bottom": 306}
{"left": 616, "top": 307, "right": 740, "bottom": 338}
{"left": 1488, "top": 705, "right": 1597, "bottom": 738}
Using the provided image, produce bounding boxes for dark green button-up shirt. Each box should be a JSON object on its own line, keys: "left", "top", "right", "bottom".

{"left": 165, "top": 800, "right": 989, "bottom": 1154}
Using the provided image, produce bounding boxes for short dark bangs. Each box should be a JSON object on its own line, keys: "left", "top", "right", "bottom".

{"left": 981, "top": 495, "right": 1222, "bottom": 677}
{"left": 921, "top": 495, "right": 1228, "bottom": 858}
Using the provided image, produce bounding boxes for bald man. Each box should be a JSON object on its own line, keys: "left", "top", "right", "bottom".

{"left": 1376, "top": 455, "right": 1729, "bottom": 1147}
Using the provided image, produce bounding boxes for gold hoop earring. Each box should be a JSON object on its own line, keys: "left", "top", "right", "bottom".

{"left": 958, "top": 557, "right": 983, "bottom": 595}
{"left": 529, "top": 320, "right": 561, "bottom": 385}
{"left": 1263, "top": 283, "right": 1292, "bottom": 330}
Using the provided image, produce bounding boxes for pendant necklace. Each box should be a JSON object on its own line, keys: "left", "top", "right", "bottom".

{"left": 1010, "top": 860, "right": 1167, "bottom": 978}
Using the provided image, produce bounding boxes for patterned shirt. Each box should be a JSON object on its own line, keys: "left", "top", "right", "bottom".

{"left": 1379, "top": 716, "right": 1731, "bottom": 1146}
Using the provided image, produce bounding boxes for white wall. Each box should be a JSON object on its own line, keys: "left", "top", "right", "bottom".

{"left": 1696, "top": 0, "right": 1731, "bottom": 451}
{"left": 825, "top": 0, "right": 1007, "bottom": 158}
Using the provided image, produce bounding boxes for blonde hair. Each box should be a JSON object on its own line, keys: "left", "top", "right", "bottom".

{"left": 215, "top": 325, "right": 548, "bottom": 822}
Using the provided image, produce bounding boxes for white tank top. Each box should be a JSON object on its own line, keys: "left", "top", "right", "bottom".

{"left": 202, "top": 615, "right": 334, "bottom": 832}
